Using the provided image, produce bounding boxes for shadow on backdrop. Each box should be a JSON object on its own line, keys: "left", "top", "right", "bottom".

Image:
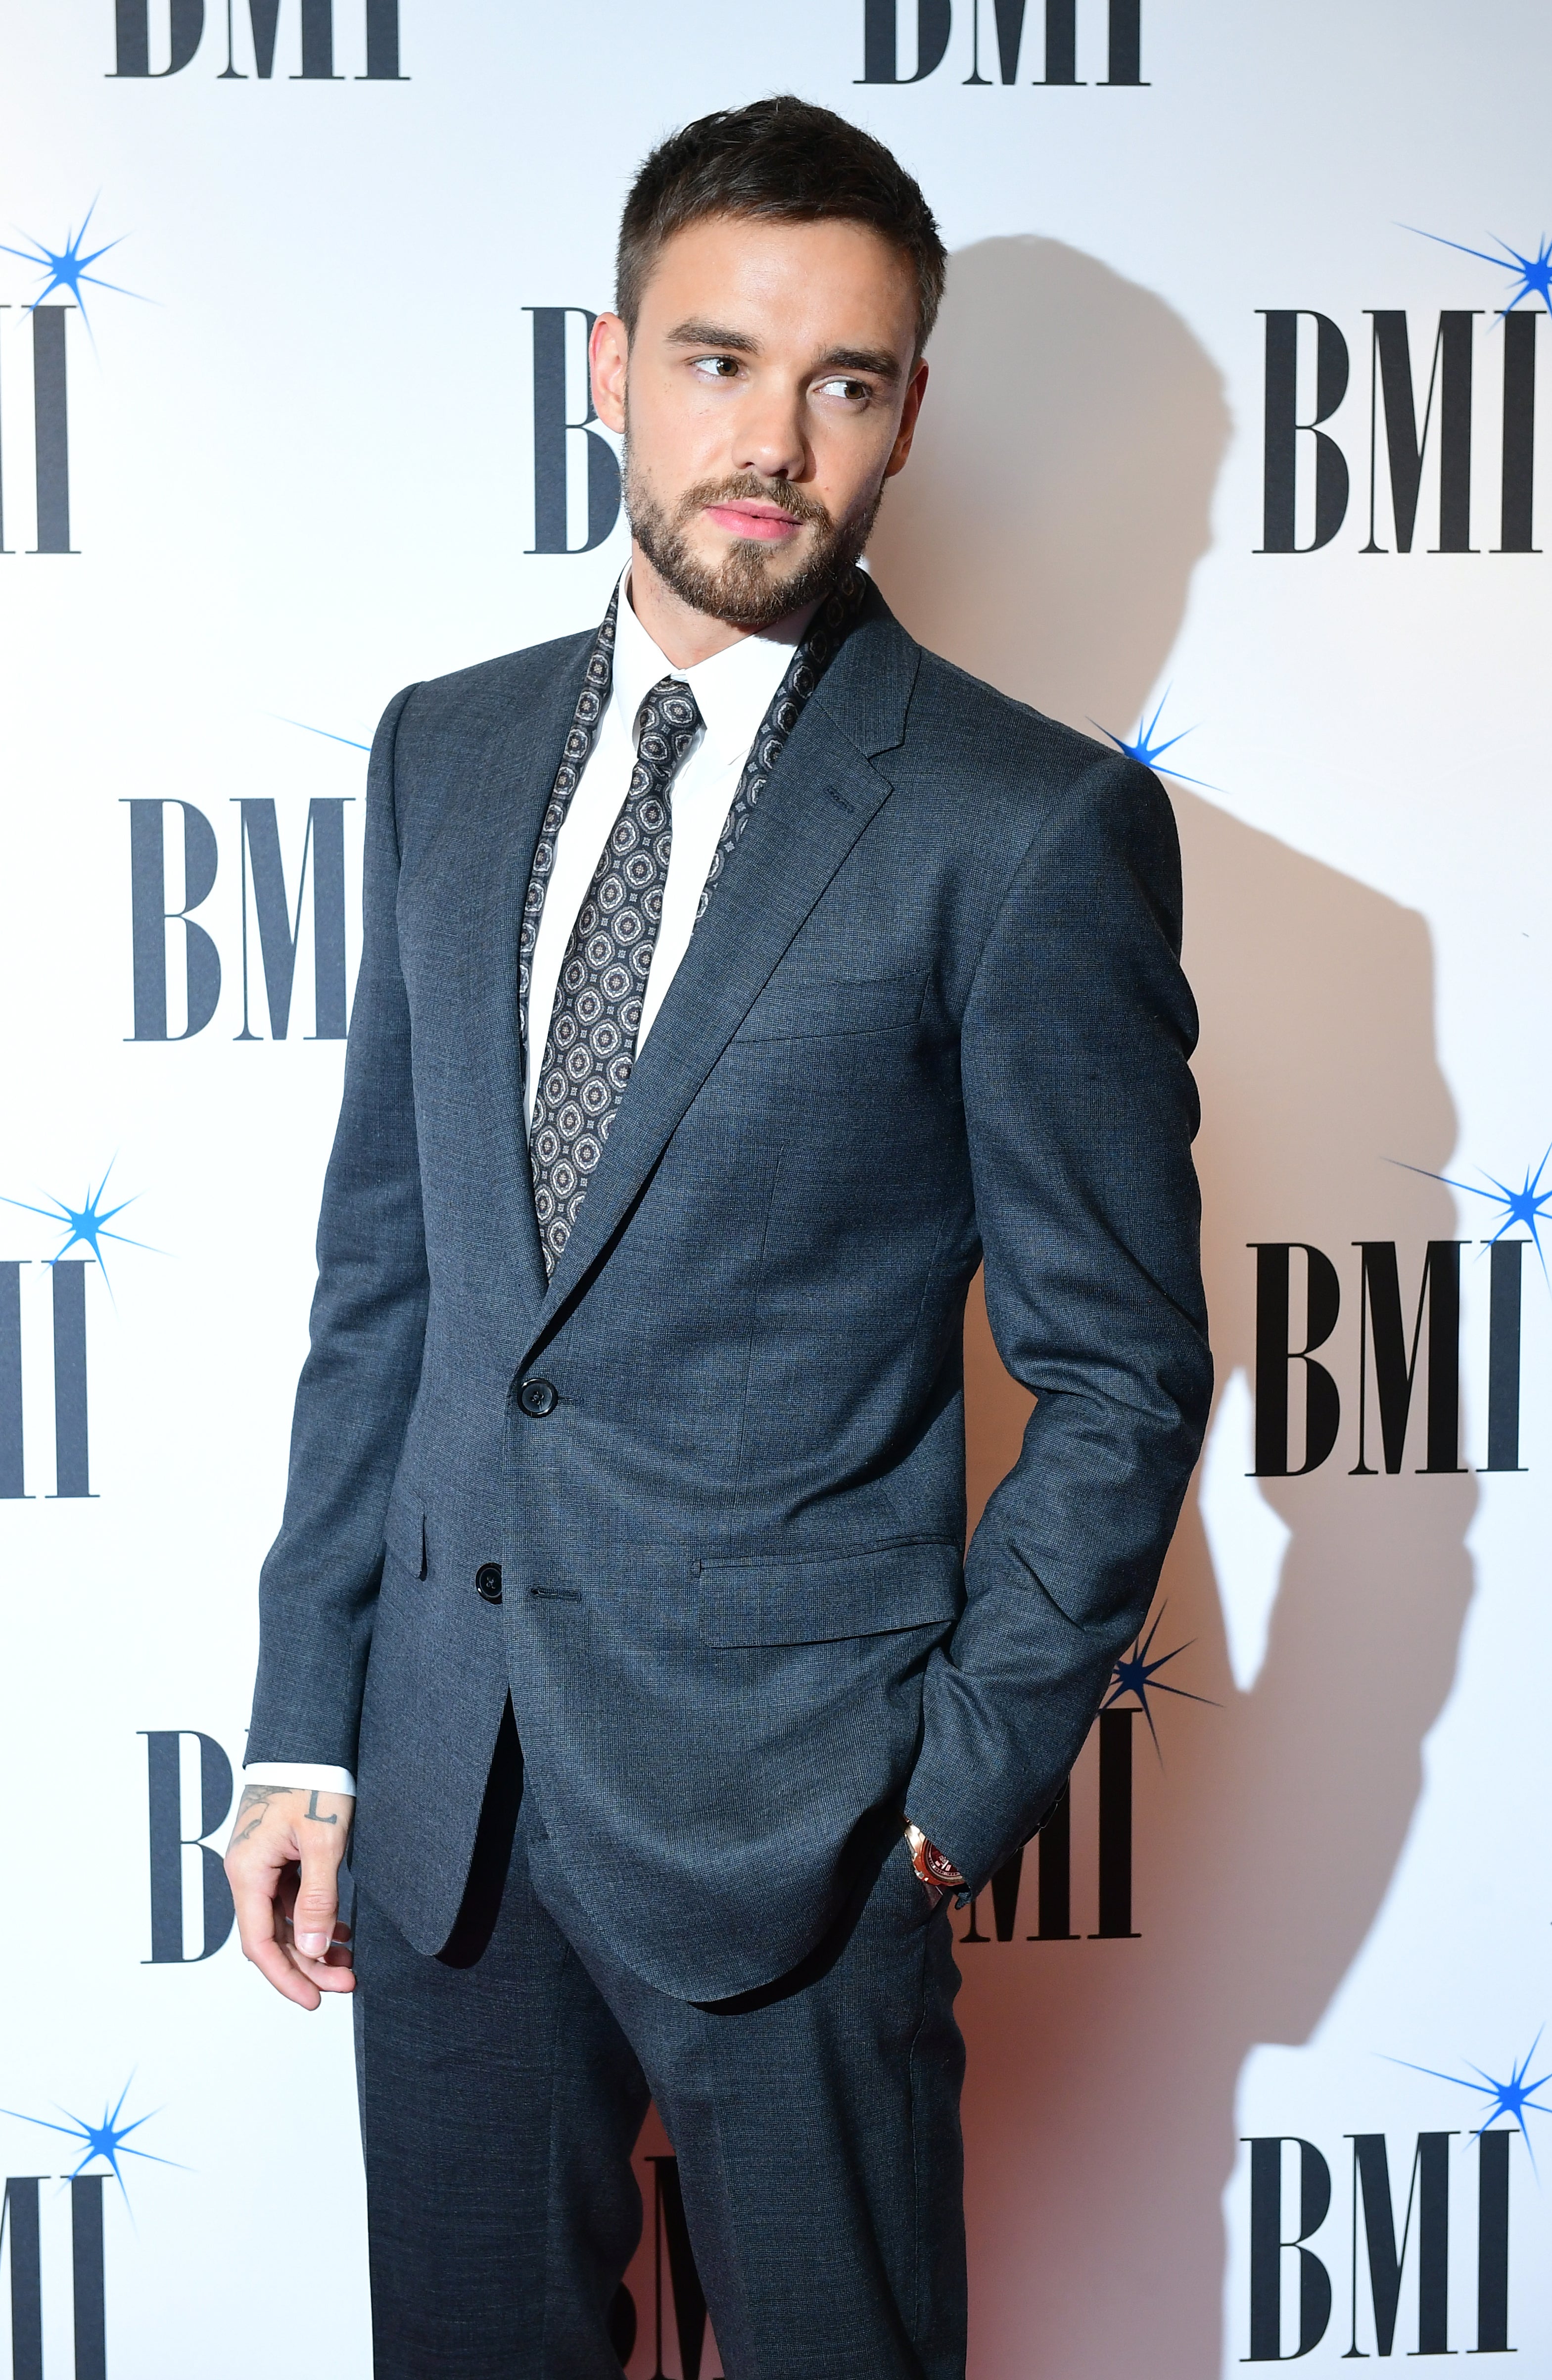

{"left": 871, "top": 238, "right": 1474, "bottom": 2380}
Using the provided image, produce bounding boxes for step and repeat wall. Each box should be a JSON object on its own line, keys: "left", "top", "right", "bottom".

{"left": 2, "top": 2, "right": 1548, "bottom": 2372}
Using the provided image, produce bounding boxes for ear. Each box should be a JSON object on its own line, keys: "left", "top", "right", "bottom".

{"left": 884, "top": 357, "right": 929, "bottom": 480}
{"left": 590, "top": 312, "right": 629, "bottom": 434}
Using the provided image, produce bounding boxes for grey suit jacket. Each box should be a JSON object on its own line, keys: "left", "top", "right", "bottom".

{"left": 246, "top": 581, "right": 1211, "bottom": 2001}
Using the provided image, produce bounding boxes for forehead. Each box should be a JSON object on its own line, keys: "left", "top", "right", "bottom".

{"left": 637, "top": 213, "right": 918, "bottom": 349}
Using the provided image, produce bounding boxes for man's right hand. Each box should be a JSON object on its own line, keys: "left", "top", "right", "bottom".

{"left": 224, "top": 1783, "right": 357, "bottom": 2010}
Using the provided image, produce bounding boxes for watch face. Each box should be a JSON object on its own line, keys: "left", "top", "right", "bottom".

{"left": 910, "top": 1834, "right": 964, "bottom": 1891}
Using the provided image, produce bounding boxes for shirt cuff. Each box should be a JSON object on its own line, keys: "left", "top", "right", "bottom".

{"left": 242, "top": 1761, "right": 357, "bottom": 1796}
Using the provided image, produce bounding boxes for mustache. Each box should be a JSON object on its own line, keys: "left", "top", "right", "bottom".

{"left": 677, "top": 472, "right": 833, "bottom": 530}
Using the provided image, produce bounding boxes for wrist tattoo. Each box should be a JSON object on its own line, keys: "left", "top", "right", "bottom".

{"left": 228, "top": 1781, "right": 348, "bottom": 1852}
{"left": 230, "top": 1782, "right": 291, "bottom": 1846}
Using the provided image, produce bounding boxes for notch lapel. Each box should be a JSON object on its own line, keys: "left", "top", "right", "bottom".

{"left": 517, "top": 596, "right": 921, "bottom": 1361}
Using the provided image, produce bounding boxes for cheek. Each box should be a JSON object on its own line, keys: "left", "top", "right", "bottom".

{"left": 806, "top": 416, "right": 894, "bottom": 518}
{"left": 630, "top": 374, "right": 737, "bottom": 480}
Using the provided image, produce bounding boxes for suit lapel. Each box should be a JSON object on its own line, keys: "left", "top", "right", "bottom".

{"left": 518, "top": 592, "right": 920, "bottom": 1355}
{"left": 461, "top": 632, "right": 596, "bottom": 1313}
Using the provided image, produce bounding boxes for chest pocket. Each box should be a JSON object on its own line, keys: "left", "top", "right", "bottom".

{"left": 733, "top": 972, "right": 925, "bottom": 1044}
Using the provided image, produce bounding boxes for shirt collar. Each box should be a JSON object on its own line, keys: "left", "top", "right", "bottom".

{"left": 610, "top": 570, "right": 812, "bottom": 764}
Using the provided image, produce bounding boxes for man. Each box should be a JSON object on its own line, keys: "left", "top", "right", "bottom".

{"left": 228, "top": 96, "right": 1210, "bottom": 2378}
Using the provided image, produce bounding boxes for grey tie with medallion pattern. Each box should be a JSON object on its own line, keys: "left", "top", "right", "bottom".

{"left": 528, "top": 675, "right": 703, "bottom": 1276}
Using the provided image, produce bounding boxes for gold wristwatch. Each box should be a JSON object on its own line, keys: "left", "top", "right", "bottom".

{"left": 904, "top": 1820, "right": 967, "bottom": 1897}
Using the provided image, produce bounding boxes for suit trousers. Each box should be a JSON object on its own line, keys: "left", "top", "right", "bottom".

{"left": 352, "top": 1711, "right": 968, "bottom": 2380}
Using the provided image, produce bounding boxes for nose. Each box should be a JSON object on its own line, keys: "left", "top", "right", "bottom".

{"left": 731, "top": 381, "right": 810, "bottom": 485}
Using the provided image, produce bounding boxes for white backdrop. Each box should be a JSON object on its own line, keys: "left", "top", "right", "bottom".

{"left": 1, "top": 4, "right": 1549, "bottom": 2372}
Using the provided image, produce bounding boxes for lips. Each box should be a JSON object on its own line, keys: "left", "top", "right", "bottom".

{"left": 703, "top": 501, "right": 804, "bottom": 543}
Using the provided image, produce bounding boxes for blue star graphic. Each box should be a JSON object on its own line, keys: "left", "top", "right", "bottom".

{"left": 0, "top": 2080, "right": 181, "bottom": 2203}
{"left": 1392, "top": 1146, "right": 1552, "bottom": 1279}
{"left": 1388, "top": 2033, "right": 1552, "bottom": 2174}
{"left": 273, "top": 715, "right": 371, "bottom": 753}
{"left": 1094, "top": 690, "right": 1216, "bottom": 790}
{"left": 1, "top": 1161, "right": 155, "bottom": 1292}
{"left": 1406, "top": 225, "right": 1552, "bottom": 316}
{"left": 1104, "top": 1604, "right": 1216, "bottom": 1756}
{"left": 0, "top": 196, "right": 146, "bottom": 338}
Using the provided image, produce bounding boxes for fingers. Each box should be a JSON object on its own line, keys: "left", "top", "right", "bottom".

{"left": 224, "top": 1785, "right": 356, "bottom": 2011}
{"left": 275, "top": 1884, "right": 356, "bottom": 1998}
{"left": 300, "top": 1921, "right": 356, "bottom": 1994}
{"left": 229, "top": 1858, "right": 327, "bottom": 2009}
{"left": 292, "top": 1838, "right": 343, "bottom": 1962}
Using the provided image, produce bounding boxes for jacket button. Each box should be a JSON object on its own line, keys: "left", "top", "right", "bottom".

{"left": 475, "top": 1563, "right": 504, "bottom": 1604}
{"left": 517, "top": 1377, "right": 559, "bottom": 1418}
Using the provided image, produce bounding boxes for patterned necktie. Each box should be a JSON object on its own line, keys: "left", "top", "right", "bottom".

{"left": 519, "top": 569, "right": 870, "bottom": 1276}
{"left": 528, "top": 676, "right": 703, "bottom": 1276}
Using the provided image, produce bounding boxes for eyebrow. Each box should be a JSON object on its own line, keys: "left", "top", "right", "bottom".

{"left": 811, "top": 346, "right": 903, "bottom": 383}
{"left": 663, "top": 321, "right": 903, "bottom": 383}
{"left": 664, "top": 319, "right": 760, "bottom": 353}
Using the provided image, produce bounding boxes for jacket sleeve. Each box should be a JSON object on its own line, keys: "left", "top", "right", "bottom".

{"left": 245, "top": 682, "right": 429, "bottom": 1769}
{"left": 905, "top": 751, "right": 1212, "bottom": 1891}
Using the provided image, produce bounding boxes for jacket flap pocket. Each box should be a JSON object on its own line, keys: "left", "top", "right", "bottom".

{"left": 383, "top": 1476, "right": 426, "bottom": 1579}
{"left": 698, "top": 1540, "right": 961, "bottom": 1648}
{"left": 733, "top": 972, "right": 924, "bottom": 1043}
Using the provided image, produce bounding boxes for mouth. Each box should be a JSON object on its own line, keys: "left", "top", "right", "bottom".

{"left": 701, "top": 499, "right": 807, "bottom": 544}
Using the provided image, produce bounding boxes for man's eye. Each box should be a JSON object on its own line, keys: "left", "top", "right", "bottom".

{"left": 692, "top": 355, "right": 741, "bottom": 381}
{"left": 815, "top": 377, "right": 871, "bottom": 403}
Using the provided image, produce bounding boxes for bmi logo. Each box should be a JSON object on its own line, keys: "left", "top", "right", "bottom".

{"left": 635, "top": 2156, "right": 723, "bottom": 2380}
{"left": 1252, "top": 1182, "right": 1542, "bottom": 1476}
{"left": 858, "top": 0, "right": 1146, "bottom": 85}
{"left": 110, "top": 1, "right": 405, "bottom": 79}
{"left": 960, "top": 1618, "right": 1209, "bottom": 1946}
{"left": 0, "top": 200, "right": 144, "bottom": 558}
{"left": 1240, "top": 2046, "right": 1548, "bottom": 2359}
{"left": 525, "top": 308, "right": 623, "bottom": 557}
{"left": 124, "top": 791, "right": 356, "bottom": 1041}
{"left": 1261, "top": 231, "right": 1552, "bottom": 554}
{"left": 1, "top": 2082, "right": 179, "bottom": 2376}
{"left": 140, "top": 1730, "right": 237, "bottom": 1963}
{"left": 0, "top": 1166, "right": 154, "bottom": 1502}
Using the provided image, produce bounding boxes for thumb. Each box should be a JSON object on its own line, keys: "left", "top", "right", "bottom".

{"left": 292, "top": 1843, "right": 342, "bottom": 1961}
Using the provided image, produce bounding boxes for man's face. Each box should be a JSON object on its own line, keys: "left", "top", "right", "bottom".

{"left": 590, "top": 214, "right": 927, "bottom": 629}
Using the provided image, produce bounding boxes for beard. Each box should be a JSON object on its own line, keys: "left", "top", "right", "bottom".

{"left": 622, "top": 448, "right": 882, "bottom": 630}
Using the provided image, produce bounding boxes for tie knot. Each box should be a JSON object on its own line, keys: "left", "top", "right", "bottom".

{"left": 635, "top": 676, "right": 702, "bottom": 772}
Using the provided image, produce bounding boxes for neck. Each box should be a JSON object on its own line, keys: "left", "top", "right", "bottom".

{"left": 625, "top": 540, "right": 818, "bottom": 669}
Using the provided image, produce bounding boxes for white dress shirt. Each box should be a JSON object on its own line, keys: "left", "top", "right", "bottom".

{"left": 245, "top": 574, "right": 810, "bottom": 1800}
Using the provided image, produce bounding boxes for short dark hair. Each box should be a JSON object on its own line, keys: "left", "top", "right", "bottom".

{"left": 616, "top": 96, "right": 947, "bottom": 357}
